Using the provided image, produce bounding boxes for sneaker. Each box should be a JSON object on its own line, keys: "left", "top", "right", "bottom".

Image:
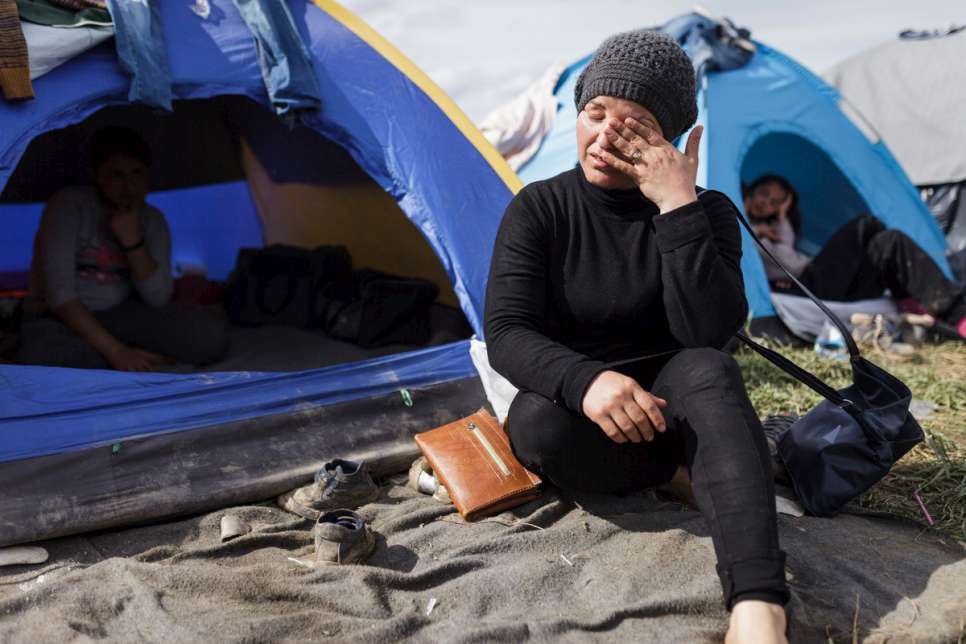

{"left": 761, "top": 414, "right": 797, "bottom": 486}
{"left": 277, "top": 459, "right": 380, "bottom": 521}
{"left": 938, "top": 292, "right": 966, "bottom": 341}
{"left": 407, "top": 456, "right": 451, "bottom": 504}
{"left": 313, "top": 509, "right": 376, "bottom": 566}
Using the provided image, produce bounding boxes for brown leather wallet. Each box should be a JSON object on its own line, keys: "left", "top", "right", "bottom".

{"left": 414, "top": 409, "right": 542, "bottom": 521}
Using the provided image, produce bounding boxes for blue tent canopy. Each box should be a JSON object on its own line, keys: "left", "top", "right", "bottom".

{"left": 0, "top": 0, "right": 518, "bottom": 465}
{"left": 519, "top": 25, "right": 950, "bottom": 320}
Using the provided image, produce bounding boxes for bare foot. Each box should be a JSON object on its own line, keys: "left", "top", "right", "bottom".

{"left": 658, "top": 465, "right": 699, "bottom": 509}
{"left": 725, "top": 600, "right": 787, "bottom": 644}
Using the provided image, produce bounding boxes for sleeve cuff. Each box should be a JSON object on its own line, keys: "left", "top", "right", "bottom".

{"left": 562, "top": 360, "right": 607, "bottom": 415}
{"left": 135, "top": 268, "right": 173, "bottom": 306}
{"left": 46, "top": 291, "right": 76, "bottom": 311}
{"left": 653, "top": 201, "right": 713, "bottom": 253}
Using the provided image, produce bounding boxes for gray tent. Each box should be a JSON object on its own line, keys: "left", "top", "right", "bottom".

{"left": 825, "top": 27, "right": 966, "bottom": 279}
{"left": 824, "top": 27, "right": 966, "bottom": 187}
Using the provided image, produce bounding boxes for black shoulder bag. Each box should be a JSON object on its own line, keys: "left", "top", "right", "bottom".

{"left": 733, "top": 209, "right": 924, "bottom": 516}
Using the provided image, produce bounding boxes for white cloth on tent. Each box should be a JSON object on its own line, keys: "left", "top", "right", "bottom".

{"left": 469, "top": 336, "right": 517, "bottom": 424}
{"left": 771, "top": 292, "right": 897, "bottom": 341}
{"left": 478, "top": 63, "right": 563, "bottom": 171}
{"left": 824, "top": 29, "right": 966, "bottom": 185}
{"left": 22, "top": 21, "right": 113, "bottom": 81}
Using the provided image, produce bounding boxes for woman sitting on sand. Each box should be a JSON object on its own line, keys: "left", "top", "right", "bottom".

{"left": 745, "top": 174, "right": 966, "bottom": 339}
{"left": 485, "top": 30, "right": 789, "bottom": 643}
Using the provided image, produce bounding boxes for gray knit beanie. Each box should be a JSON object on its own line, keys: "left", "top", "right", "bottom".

{"left": 574, "top": 30, "right": 697, "bottom": 142}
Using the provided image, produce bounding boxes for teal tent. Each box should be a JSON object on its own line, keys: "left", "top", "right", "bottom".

{"left": 519, "top": 15, "right": 951, "bottom": 321}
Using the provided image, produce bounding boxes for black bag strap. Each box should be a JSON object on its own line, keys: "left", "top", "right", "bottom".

{"left": 730, "top": 202, "right": 860, "bottom": 358}
{"left": 734, "top": 333, "right": 848, "bottom": 406}
{"left": 704, "top": 190, "right": 864, "bottom": 419}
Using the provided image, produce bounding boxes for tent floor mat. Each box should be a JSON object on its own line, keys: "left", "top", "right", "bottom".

{"left": 173, "top": 304, "right": 472, "bottom": 373}
{"left": 0, "top": 376, "right": 487, "bottom": 547}
{"left": 1, "top": 487, "right": 963, "bottom": 642}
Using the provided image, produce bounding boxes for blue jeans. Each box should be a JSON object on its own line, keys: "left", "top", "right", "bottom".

{"left": 107, "top": 0, "right": 172, "bottom": 109}
{"left": 107, "top": 0, "right": 321, "bottom": 117}
{"left": 231, "top": 0, "right": 321, "bottom": 119}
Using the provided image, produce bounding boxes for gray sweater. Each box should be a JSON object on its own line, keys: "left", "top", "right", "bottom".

{"left": 757, "top": 217, "right": 812, "bottom": 282}
{"left": 29, "top": 186, "right": 173, "bottom": 312}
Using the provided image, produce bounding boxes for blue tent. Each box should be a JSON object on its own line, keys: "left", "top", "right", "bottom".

{"left": 519, "top": 19, "right": 951, "bottom": 321}
{"left": 0, "top": 0, "right": 518, "bottom": 545}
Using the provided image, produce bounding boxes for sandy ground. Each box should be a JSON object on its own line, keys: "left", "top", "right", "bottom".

{"left": 1, "top": 483, "right": 964, "bottom": 643}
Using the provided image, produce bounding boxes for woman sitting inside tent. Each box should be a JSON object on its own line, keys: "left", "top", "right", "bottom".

{"left": 745, "top": 174, "right": 966, "bottom": 339}
{"left": 485, "top": 31, "right": 790, "bottom": 643}
{"left": 16, "top": 127, "right": 229, "bottom": 371}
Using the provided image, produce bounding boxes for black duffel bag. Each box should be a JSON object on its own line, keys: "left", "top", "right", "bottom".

{"left": 225, "top": 244, "right": 351, "bottom": 328}
{"left": 730, "top": 199, "right": 924, "bottom": 516}
{"left": 316, "top": 269, "right": 439, "bottom": 348}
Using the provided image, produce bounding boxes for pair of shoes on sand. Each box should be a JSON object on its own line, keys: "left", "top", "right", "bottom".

{"left": 277, "top": 459, "right": 379, "bottom": 566}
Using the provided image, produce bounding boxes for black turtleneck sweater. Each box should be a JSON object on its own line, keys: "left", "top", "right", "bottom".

{"left": 483, "top": 167, "right": 747, "bottom": 414}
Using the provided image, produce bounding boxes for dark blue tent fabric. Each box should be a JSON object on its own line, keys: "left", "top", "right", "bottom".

{"left": 519, "top": 16, "right": 950, "bottom": 320}
{"left": 0, "top": 0, "right": 516, "bottom": 463}
{"left": 0, "top": 340, "right": 474, "bottom": 464}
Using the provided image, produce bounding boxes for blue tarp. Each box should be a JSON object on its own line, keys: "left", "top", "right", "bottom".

{"left": 519, "top": 21, "right": 950, "bottom": 320}
{"left": 0, "top": 340, "right": 475, "bottom": 463}
{"left": 0, "top": 1, "right": 513, "bottom": 463}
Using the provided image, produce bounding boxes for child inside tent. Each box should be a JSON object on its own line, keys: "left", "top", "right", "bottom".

{"left": 16, "top": 127, "right": 229, "bottom": 370}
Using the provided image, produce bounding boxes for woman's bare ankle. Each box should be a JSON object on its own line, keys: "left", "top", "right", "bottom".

{"left": 725, "top": 600, "right": 787, "bottom": 644}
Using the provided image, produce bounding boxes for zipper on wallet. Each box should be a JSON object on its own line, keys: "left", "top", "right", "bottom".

{"left": 467, "top": 421, "right": 511, "bottom": 476}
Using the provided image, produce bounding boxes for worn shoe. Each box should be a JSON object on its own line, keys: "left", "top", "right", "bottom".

{"left": 408, "top": 456, "right": 451, "bottom": 503}
{"left": 313, "top": 509, "right": 376, "bottom": 566}
{"left": 277, "top": 459, "right": 380, "bottom": 520}
{"left": 761, "top": 414, "right": 797, "bottom": 486}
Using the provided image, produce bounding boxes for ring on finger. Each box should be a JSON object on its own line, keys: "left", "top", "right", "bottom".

{"left": 631, "top": 150, "right": 642, "bottom": 162}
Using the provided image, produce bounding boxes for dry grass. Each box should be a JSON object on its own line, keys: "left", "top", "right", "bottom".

{"left": 737, "top": 339, "right": 966, "bottom": 541}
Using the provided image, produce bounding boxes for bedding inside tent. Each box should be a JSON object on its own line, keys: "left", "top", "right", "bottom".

{"left": 0, "top": 95, "right": 473, "bottom": 373}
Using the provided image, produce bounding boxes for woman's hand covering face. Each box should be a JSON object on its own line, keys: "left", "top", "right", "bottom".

{"left": 597, "top": 117, "right": 702, "bottom": 213}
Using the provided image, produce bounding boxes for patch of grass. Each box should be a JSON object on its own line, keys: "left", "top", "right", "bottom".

{"left": 737, "top": 339, "right": 966, "bottom": 541}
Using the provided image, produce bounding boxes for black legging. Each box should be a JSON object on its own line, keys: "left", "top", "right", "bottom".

{"left": 798, "top": 215, "right": 962, "bottom": 315}
{"left": 506, "top": 348, "right": 789, "bottom": 609}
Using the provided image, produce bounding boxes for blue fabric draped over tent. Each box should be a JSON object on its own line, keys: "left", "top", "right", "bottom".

{"left": 0, "top": 0, "right": 517, "bottom": 464}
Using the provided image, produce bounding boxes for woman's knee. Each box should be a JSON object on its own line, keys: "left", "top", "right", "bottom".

{"left": 506, "top": 390, "right": 583, "bottom": 468}
{"left": 660, "top": 347, "right": 740, "bottom": 390}
{"left": 868, "top": 228, "right": 907, "bottom": 254}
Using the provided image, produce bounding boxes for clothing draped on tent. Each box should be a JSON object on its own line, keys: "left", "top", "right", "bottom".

{"left": 230, "top": 0, "right": 322, "bottom": 119}
{"left": 479, "top": 64, "right": 564, "bottom": 171}
{"left": 0, "top": 0, "right": 33, "bottom": 100}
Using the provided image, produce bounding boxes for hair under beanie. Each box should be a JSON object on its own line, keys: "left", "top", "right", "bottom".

{"left": 574, "top": 29, "right": 697, "bottom": 142}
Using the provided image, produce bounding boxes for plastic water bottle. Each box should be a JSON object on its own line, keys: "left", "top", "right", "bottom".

{"left": 814, "top": 321, "right": 848, "bottom": 360}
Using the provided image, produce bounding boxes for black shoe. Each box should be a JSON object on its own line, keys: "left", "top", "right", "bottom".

{"left": 761, "top": 414, "right": 797, "bottom": 486}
